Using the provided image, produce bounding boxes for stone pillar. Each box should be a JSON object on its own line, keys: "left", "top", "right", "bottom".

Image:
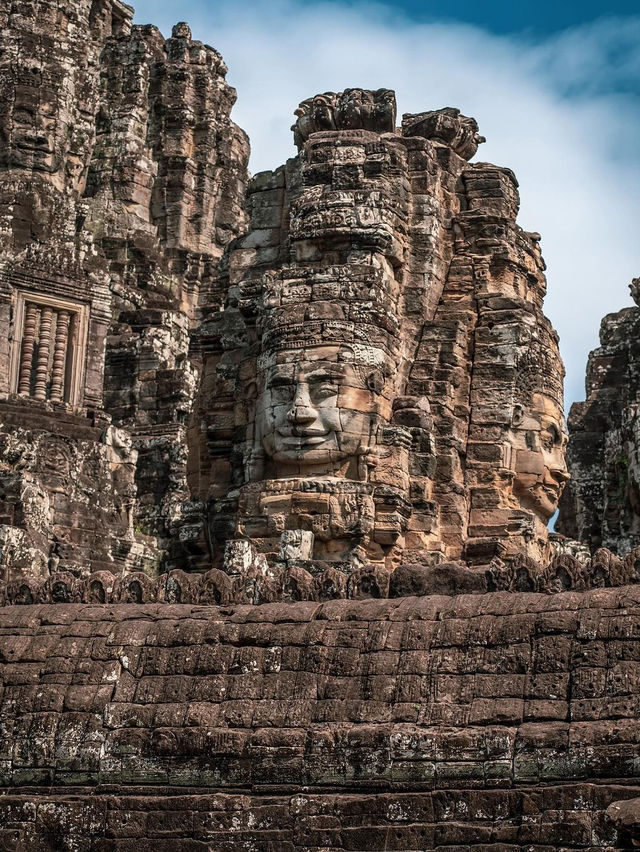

{"left": 33, "top": 306, "right": 53, "bottom": 401}
{"left": 17, "top": 302, "right": 39, "bottom": 395}
{"left": 49, "top": 309, "right": 70, "bottom": 403}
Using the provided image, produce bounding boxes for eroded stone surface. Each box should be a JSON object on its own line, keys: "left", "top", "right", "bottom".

{"left": 1, "top": 544, "right": 638, "bottom": 606}
{"left": 191, "top": 90, "right": 567, "bottom": 582}
{"left": 0, "top": 785, "right": 636, "bottom": 850}
{"left": 558, "top": 278, "right": 640, "bottom": 556}
{"left": 0, "top": 1, "right": 249, "bottom": 581}
{"left": 0, "top": 593, "right": 639, "bottom": 848}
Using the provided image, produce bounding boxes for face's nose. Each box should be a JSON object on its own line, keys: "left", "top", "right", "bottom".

{"left": 286, "top": 382, "right": 316, "bottom": 425}
{"left": 287, "top": 404, "right": 316, "bottom": 425}
{"left": 548, "top": 461, "right": 570, "bottom": 484}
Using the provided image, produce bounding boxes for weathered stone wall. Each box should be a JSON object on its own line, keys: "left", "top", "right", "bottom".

{"left": 0, "top": 1, "right": 249, "bottom": 582}
{"left": 1, "top": 592, "right": 640, "bottom": 848}
{"left": 558, "top": 280, "right": 640, "bottom": 556}
{"left": 1, "top": 785, "right": 638, "bottom": 849}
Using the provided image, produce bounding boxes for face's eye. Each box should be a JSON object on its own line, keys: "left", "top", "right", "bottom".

{"left": 308, "top": 375, "right": 339, "bottom": 402}
{"left": 13, "top": 108, "right": 35, "bottom": 125}
{"left": 311, "top": 384, "right": 338, "bottom": 402}
{"left": 40, "top": 100, "right": 58, "bottom": 118}
{"left": 270, "top": 387, "right": 294, "bottom": 405}
{"left": 541, "top": 423, "right": 561, "bottom": 451}
{"left": 267, "top": 376, "right": 295, "bottom": 405}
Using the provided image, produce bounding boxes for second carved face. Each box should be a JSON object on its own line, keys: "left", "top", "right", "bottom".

{"left": 509, "top": 392, "right": 570, "bottom": 520}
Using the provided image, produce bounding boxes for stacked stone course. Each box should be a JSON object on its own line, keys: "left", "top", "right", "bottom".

{"left": 2, "top": 594, "right": 640, "bottom": 848}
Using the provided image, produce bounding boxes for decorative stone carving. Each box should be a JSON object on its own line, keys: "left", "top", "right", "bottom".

{"left": 292, "top": 88, "right": 397, "bottom": 148}
{"left": 0, "top": 0, "right": 249, "bottom": 584}
{"left": 401, "top": 107, "right": 486, "bottom": 159}
{"left": 10, "top": 290, "right": 89, "bottom": 405}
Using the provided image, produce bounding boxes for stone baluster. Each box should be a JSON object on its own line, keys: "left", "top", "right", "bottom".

{"left": 33, "top": 306, "right": 54, "bottom": 400}
{"left": 49, "top": 310, "right": 70, "bottom": 403}
{"left": 67, "top": 312, "right": 79, "bottom": 403}
{"left": 17, "top": 302, "right": 40, "bottom": 395}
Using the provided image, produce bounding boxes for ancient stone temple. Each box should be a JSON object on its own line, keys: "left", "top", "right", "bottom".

{"left": 3, "top": 2, "right": 640, "bottom": 850}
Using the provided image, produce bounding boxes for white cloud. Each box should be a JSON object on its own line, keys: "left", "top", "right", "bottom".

{"left": 134, "top": 0, "right": 640, "bottom": 407}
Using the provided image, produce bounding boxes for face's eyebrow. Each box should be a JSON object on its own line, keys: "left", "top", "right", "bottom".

{"left": 305, "top": 364, "right": 347, "bottom": 380}
{"left": 267, "top": 373, "right": 295, "bottom": 386}
{"left": 267, "top": 364, "right": 294, "bottom": 377}
{"left": 265, "top": 365, "right": 295, "bottom": 387}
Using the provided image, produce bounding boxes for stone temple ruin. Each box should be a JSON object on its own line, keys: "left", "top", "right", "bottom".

{"left": 2, "top": 1, "right": 640, "bottom": 849}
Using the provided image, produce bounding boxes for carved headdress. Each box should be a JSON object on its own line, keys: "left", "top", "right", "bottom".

{"left": 515, "top": 316, "right": 564, "bottom": 409}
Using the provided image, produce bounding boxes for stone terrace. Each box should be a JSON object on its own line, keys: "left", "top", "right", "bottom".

{"left": 2, "top": 590, "right": 640, "bottom": 847}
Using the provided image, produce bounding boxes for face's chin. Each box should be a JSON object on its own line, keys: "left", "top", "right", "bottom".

{"left": 525, "top": 477, "right": 564, "bottom": 520}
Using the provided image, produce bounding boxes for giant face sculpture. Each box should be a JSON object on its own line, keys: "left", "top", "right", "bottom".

{"left": 509, "top": 392, "right": 569, "bottom": 520}
{"left": 256, "top": 344, "right": 389, "bottom": 478}
{"left": 0, "top": 62, "right": 63, "bottom": 175}
{"left": 0, "top": 48, "right": 91, "bottom": 195}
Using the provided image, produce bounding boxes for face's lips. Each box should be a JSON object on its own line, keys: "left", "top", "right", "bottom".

{"left": 542, "top": 474, "right": 568, "bottom": 494}
{"left": 279, "top": 434, "right": 330, "bottom": 446}
{"left": 534, "top": 478, "right": 567, "bottom": 506}
{"left": 277, "top": 428, "right": 330, "bottom": 438}
{"left": 15, "top": 136, "right": 54, "bottom": 155}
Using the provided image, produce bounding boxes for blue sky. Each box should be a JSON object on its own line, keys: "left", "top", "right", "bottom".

{"left": 132, "top": 0, "right": 640, "bottom": 409}
{"left": 342, "top": 0, "right": 640, "bottom": 34}
{"left": 133, "top": 0, "right": 640, "bottom": 36}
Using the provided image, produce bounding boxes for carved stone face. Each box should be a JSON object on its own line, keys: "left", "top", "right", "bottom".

{"left": 509, "top": 392, "right": 569, "bottom": 520}
{"left": 0, "top": 57, "right": 88, "bottom": 192}
{"left": 256, "top": 344, "right": 387, "bottom": 475}
{"left": 0, "top": 62, "right": 60, "bottom": 172}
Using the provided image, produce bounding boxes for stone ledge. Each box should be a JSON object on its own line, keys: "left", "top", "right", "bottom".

{"left": 1, "top": 590, "right": 640, "bottom": 794}
{"left": 4, "top": 545, "right": 639, "bottom": 607}
{"left": 0, "top": 784, "right": 636, "bottom": 850}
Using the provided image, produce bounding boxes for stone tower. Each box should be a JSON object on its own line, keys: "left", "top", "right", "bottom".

{"left": 558, "top": 277, "right": 640, "bottom": 553}
{"left": 0, "top": 0, "right": 249, "bottom": 585}
{"left": 190, "top": 90, "right": 568, "bottom": 585}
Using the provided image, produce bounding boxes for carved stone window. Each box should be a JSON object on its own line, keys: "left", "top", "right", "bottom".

{"left": 10, "top": 292, "right": 89, "bottom": 406}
